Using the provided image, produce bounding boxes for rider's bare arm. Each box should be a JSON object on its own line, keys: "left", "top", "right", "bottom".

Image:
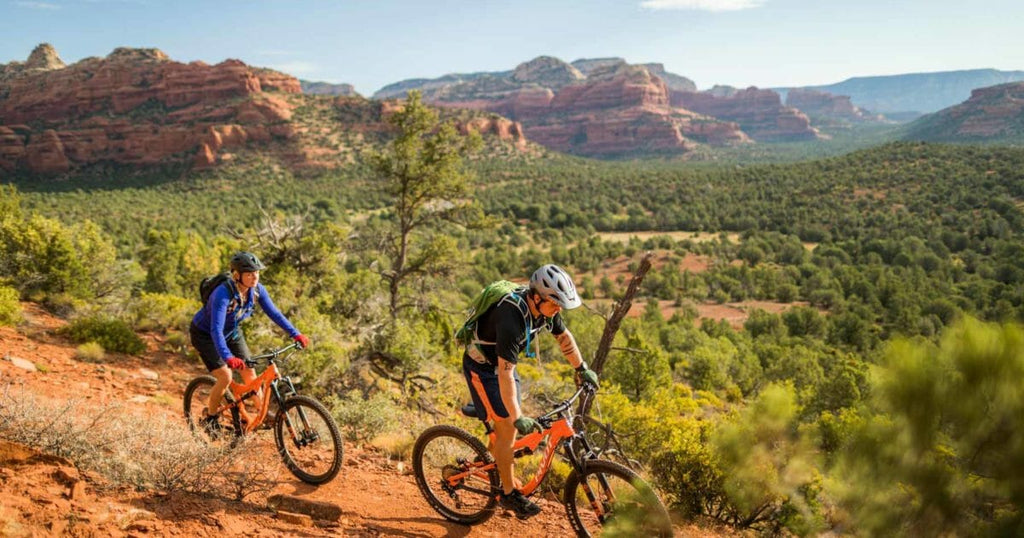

{"left": 497, "top": 357, "right": 522, "bottom": 421}
{"left": 555, "top": 330, "right": 584, "bottom": 369}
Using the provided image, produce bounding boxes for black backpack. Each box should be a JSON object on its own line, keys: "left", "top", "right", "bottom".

{"left": 199, "top": 272, "right": 233, "bottom": 305}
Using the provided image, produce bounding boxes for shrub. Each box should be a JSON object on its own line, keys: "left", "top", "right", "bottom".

{"left": 131, "top": 292, "right": 196, "bottom": 333}
{"left": 74, "top": 342, "right": 106, "bottom": 362}
{"left": 61, "top": 316, "right": 146, "bottom": 355}
{"left": 0, "top": 285, "right": 20, "bottom": 326}
{"left": 329, "top": 391, "right": 398, "bottom": 443}
{"left": 0, "top": 384, "right": 277, "bottom": 501}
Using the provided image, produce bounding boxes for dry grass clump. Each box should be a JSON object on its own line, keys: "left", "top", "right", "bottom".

{"left": 0, "top": 383, "right": 278, "bottom": 501}
{"left": 74, "top": 342, "right": 106, "bottom": 362}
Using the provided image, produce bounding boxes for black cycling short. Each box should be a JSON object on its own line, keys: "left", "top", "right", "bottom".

{"left": 463, "top": 355, "right": 521, "bottom": 421}
{"left": 189, "top": 323, "right": 252, "bottom": 372}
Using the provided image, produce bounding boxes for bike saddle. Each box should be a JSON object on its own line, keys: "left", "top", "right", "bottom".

{"left": 461, "top": 402, "right": 477, "bottom": 418}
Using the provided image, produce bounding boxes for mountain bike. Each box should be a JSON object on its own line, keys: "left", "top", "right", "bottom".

{"left": 183, "top": 342, "right": 342, "bottom": 485}
{"left": 412, "top": 383, "right": 673, "bottom": 537}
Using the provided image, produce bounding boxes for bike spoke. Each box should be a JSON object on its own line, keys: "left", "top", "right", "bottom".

{"left": 566, "top": 461, "right": 673, "bottom": 537}
{"left": 278, "top": 401, "right": 339, "bottom": 480}
{"left": 418, "top": 433, "right": 494, "bottom": 519}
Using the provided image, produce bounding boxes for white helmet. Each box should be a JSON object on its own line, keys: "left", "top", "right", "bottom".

{"left": 530, "top": 264, "right": 581, "bottom": 309}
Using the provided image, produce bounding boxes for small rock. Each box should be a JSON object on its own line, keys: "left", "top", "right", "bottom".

{"left": 138, "top": 368, "right": 159, "bottom": 381}
{"left": 277, "top": 510, "right": 313, "bottom": 527}
{"left": 67, "top": 480, "right": 87, "bottom": 501}
{"left": 7, "top": 356, "right": 38, "bottom": 372}
{"left": 47, "top": 520, "right": 67, "bottom": 535}
{"left": 125, "top": 519, "right": 157, "bottom": 532}
{"left": 395, "top": 461, "right": 406, "bottom": 474}
{"left": 128, "top": 395, "right": 149, "bottom": 404}
{"left": 53, "top": 465, "right": 80, "bottom": 486}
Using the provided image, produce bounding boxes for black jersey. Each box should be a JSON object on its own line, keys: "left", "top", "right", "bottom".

{"left": 471, "top": 292, "right": 565, "bottom": 367}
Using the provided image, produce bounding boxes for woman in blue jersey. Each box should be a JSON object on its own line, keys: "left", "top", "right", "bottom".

{"left": 189, "top": 251, "right": 309, "bottom": 433}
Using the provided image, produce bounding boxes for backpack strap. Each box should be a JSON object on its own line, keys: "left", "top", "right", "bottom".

{"left": 471, "top": 289, "right": 538, "bottom": 357}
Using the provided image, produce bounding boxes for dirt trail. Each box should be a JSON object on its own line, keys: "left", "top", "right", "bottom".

{"left": 0, "top": 303, "right": 726, "bottom": 537}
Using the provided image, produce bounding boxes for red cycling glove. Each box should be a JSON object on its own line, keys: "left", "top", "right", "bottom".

{"left": 224, "top": 357, "right": 245, "bottom": 370}
{"left": 294, "top": 334, "right": 310, "bottom": 349}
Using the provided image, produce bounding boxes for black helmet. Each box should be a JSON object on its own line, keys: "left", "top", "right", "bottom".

{"left": 230, "top": 251, "right": 266, "bottom": 273}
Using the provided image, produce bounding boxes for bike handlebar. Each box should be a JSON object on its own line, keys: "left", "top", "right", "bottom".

{"left": 538, "top": 382, "right": 597, "bottom": 426}
{"left": 244, "top": 342, "right": 302, "bottom": 368}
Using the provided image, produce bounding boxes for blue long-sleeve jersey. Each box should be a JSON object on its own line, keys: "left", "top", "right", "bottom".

{"left": 191, "top": 282, "right": 299, "bottom": 359}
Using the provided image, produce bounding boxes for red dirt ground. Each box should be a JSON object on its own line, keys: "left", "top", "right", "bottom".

{"left": 0, "top": 303, "right": 735, "bottom": 537}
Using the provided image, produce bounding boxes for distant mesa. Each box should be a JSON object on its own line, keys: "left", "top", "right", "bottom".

{"left": 903, "top": 81, "right": 1024, "bottom": 142}
{"left": 671, "top": 87, "right": 821, "bottom": 142}
{"left": 371, "top": 55, "right": 772, "bottom": 156}
{"left": 300, "top": 80, "right": 361, "bottom": 97}
{"left": 785, "top": 88, "right": 883, "bottom": 125}
{"left": 777, "top": 69, "right": 1024, "bottom": 117}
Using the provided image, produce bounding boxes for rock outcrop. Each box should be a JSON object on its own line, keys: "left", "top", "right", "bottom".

{"left": 785, "top": 88, "right": 879, "bottom": 123}
{"left": 300, "top": 80, "right": 361, "bottom": 97}
{"left": 903, "top": 81, "right": 1024, "bottom": 141}
{"left": 373, "top": 56, "right": 745, "bottom": 157}
{"left": 671, "top": 87, "right": 821, "bottom": 141}
{"left": 0, "top": 44, "right": 302, "bottom": 174}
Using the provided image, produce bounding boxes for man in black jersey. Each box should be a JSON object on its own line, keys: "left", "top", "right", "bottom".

{"left": 462, "top": 264, "right": 600, "bottom": 519}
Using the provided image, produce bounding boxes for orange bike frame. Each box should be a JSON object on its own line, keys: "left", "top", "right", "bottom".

{"left": 446, "top": 416, "right": 577, "bottom": 497}
{"left": 213, "top": 362, "right": 281, "bottom": 434}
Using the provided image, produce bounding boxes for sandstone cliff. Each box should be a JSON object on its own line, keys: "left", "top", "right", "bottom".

{"left": 671, "top": 87, "right": 821, "bottom": 141}
{"left": 785, "top": 88, "right": 880, "bottom": 124}
{"left": 372, "top": 56, "right": 744, "bottom": 157}
{"left": 300, "top": 80, "right": 361, "bottom": 97}
{"left": 903, "top": 81, "right": 1024, "bottom": 141}
{"left": 0, "top": 44, "right": 303, "bottom": 174}
{"left": 0, "top": 45, "right": 526, "bottom": 175}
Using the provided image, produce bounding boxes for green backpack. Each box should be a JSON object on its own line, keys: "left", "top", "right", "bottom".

{"left": 454, "top": 280, "right": 528, "bottom": 348}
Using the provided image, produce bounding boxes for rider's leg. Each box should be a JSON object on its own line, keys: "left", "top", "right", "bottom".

{"left": 207, "top": 365, "right": 231, "bottom": 416}
{"left": 493, "top": 417, "right": 518, "bottom": 495}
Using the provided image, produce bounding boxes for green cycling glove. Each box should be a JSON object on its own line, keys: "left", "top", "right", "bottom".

{"left": 514, "top": 416, "right": 542, "bottom": 435}
{"left": 576, "top": 362, "right": 599, "bottom": 388}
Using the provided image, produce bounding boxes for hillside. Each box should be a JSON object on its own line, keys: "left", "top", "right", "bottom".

{"left": 903, "top": 81, "right": 1024, "bottom": 142}
{"left": 0, "top": 303, "right": 726, "bottom": 537}
{"left": 778, "top": 68, "right": 1024, "bottom": 116}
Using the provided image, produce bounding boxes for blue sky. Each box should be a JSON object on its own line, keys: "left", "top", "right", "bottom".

{"left": 2, "top": 0, "right": 1022, "bottom": 95}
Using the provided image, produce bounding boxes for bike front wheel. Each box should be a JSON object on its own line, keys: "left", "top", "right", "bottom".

{"left": 563, "top": 459, "right": 674, "bottom": 537}
{"left": 274, "top": 395, "right": 343, "bottom": 484}
{"left": 412, "top": 424, "right": 499, "bottom": 525}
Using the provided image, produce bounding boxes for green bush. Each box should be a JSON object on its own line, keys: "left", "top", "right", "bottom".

{"left": 131, "top": 292, "right": 196, "bottom": 333}
{"left": 62, "top": 316, "right": 146, "bottom": 355}
{"left": 0, "top": 285, "right": 20, "bottom": 326}
{"left": 328, "top": 391, "right": 398, "bottom": 443}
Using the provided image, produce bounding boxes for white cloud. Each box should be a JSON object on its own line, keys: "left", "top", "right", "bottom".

{"left": 15, "top": 1, "right": 60, "bottom": 9}
{"left": 640, "top": 0, "right": 764, "bottom": 11}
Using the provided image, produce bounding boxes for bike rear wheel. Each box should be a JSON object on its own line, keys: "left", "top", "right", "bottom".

{"left": 412, "top": 424, "right": 498, "bottom": 525}
{"left": 563, "top": 459, "right": 674, "bottom": 537}
{"left": 183, "top": 375, "right": 241, "bottom": 442}
{"left": 274, "top": 395, "right": 343, "bottom": 484}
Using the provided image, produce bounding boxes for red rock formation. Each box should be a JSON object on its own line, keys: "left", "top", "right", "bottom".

{"left": 671, "top": 87, "right": 821, "bottom": 141}
{"left": 429, "top": 63, "right": 746, "bottom": 156}
{"left": 905, "top": 81, "right": 1024, "bottom": 140}
{"left": 0, "top": 45, "right": 301, "bottom": 174}
{"left": 785, "top": 88, "right": 875, "bottom": 122}
{"left": 456, "top": 117, "right": 528, "bottom": 150}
